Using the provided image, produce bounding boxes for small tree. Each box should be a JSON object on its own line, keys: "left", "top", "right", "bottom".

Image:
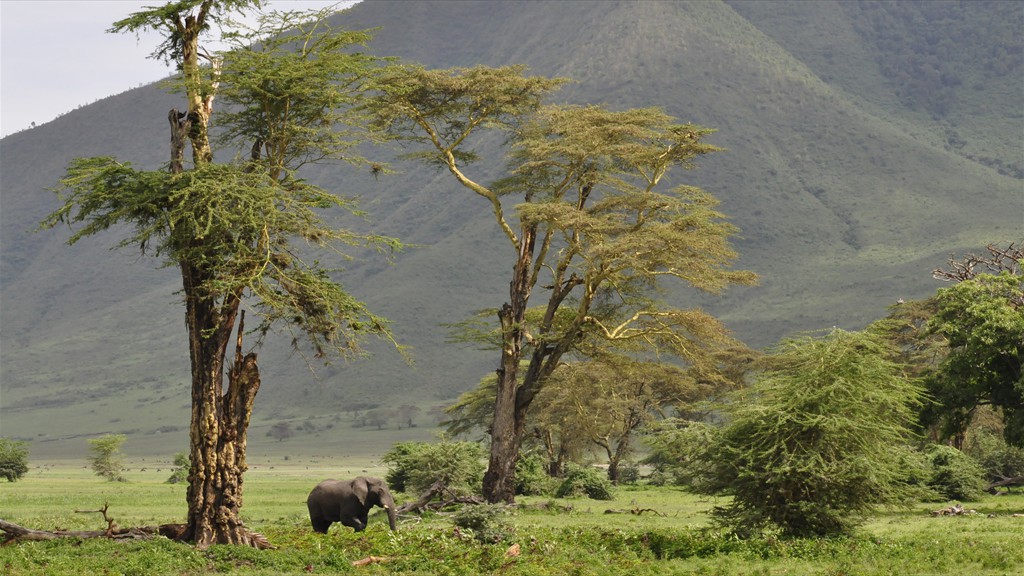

{"left": 267, "top": 422, "right": 293, "bottom": 442}
{"left": 0, "top": 438, "right": 30, "bottom": 482}
{"left": 167, "top": 452, "right": 190, "bottom": 484}
{"left": 698, "top": 329, "right": 924, "bottom": 537}
{"left": 89, "top": 434, "right": 127, "bottom": 482}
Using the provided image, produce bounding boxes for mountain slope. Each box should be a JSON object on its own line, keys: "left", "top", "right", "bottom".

{"left": 1, "top": 0, "right": 1020, "bottom": 458}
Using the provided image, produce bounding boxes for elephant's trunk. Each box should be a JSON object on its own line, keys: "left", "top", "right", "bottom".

{"left": 382, "top": 490, "right": 398, "bottom": 531}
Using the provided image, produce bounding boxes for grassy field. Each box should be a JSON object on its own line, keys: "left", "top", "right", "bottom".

{"left": 2, "top": 465, "right": 1023, "bottom": 575}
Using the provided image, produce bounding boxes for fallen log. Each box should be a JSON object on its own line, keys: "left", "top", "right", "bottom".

{"left": 986, "top": 475, "right": 1024, "bottom": 493}
{"left": 0, "top": 519, "right": 166, "bottom": 544}
{"left": 603, "top": 506, "right": 664, "bottom": 516}
{"left": 395, "top": 481, "right": 485, "bottom": 515}
{"left": 1, "top": 519, "right": 268, "bottom": 549}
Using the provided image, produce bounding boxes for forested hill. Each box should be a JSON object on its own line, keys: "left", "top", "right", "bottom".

{"left": 1, "top": 0, "right": 1020, "bottom": 455}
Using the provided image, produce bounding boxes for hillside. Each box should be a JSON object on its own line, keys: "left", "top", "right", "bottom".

{"left": 1, "top": 0, "right": 1020, "bottom": 459}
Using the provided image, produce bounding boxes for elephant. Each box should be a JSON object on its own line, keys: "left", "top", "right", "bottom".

{"left": 306, "top": 476, "right": 398, "bottom": 533}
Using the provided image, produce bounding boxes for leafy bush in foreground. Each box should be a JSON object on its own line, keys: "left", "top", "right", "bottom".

{"left": 451, "top": 504, "right": 517, "bottom": 543}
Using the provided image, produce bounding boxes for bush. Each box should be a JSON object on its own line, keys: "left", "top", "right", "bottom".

{"left": 0, "top": 438, "right": 29, "bottom": 482}
{"left": 88, "top": 434, "right": 127, "bottom": 482}
{"left": 555, "top": 464, "right": 615, "bottom": 500}
{"left": 616, "top": 462, "right": 641, "bottom": 485}
{"left": 965, "top": 428, "right": 1024, "bottom": 488}
{"left": 166, "top": 452, "right": 189, "bottom": 484}
{"left": 451, "top": 504, "right": 516, "bottom": 543}
{"left": 381, "top": 442, "right": 420, "bottom": 492}
{"left": 642, "top": 419, "right": 720, "bottom": 488}
{"left": 698, "top": 330, "right": 925, "bottom": 537}
{"left": 382, "top": 439, "right": 485, "bottom": 495}
{"left": 926, "top": 444, "right": 986, "bottom": 501}
{"left": 515, "top": 451, "right": 558, "bottom": 496}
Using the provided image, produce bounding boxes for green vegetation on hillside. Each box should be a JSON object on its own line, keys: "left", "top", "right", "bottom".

{"left": 1, "top": 0, "right": 1020, "bottom": 463}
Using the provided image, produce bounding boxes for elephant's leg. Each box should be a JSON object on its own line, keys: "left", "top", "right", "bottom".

{"left": 310, "top": 515, "right": 332, "bottom": 534}
{"left": 341, "top": 516, "right": 366, "bottom": 532}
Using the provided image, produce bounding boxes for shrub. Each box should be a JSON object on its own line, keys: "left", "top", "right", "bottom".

{"left": 616, "top": 462, "right": 641, "bottom": 485}
{"left": 515, "top": 451, "right": 557, "bottom": 496}
{"left": 555, "top": 464, "right": 615, "bottom": 500}
{"left": 926, "top": 444, "right": 986, "bottom": 501}
{"left": 965, "top": 428, "right": 1024, "bottom": 488}
{"left": 0, "top": 437, "right": 29, "bottom": 482}
{"left": 381, "top": 442, "right": 420, "bottom": 492}
{"left": 382, "top": 439, "right": 485, "bottom": 495}
{"left": 642, "top": 419, "right": 720, "bottom": 488}
{"left": 166, "top": 451, "right": 189, "bottom": 484}
{"left": 88, "top": 434, "right": 127, "bottom": 482}
{"left": 451, "top": 504, "right": 516, "bottom": 543}
{"left": 698, "top": 330, "right": 925, "bottom": 537}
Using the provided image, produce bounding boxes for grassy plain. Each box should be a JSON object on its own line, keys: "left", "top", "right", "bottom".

{"left": 2, "top": 464, "right": 1023, "bottom": 575}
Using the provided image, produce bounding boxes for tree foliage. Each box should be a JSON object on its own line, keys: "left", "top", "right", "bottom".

{"left": 878, "top": 244, "right": 1023, "bottom": 448}
{"left": 369, "top": 64, "right": 754, "bottom": 502}
{"left": 88, "top": 434, "right": 128, "bottom": 483}
{"left": 924, "top": 444, "right": 986, "bottom": 502}
{"left": 696, "top": 330, "right": 924, "bottom": 537}
{"left": 0, "top": 438, "right": 29, "bottom": 482}
{"left": 41, "top": 1, "right": 400, "bottom": 548}
{"left": 382, "top": 440, "right": 486, "bottom": 496}
{"left": 926, "top": 271, "right": 1024, "bottom": 446}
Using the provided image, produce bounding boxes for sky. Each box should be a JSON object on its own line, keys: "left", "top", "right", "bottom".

{"left": 0, "top": 1, "right": 357, "bottom": 138}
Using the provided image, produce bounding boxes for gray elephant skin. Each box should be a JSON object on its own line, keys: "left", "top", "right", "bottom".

{"left": 306, "top": 476, "right": 398, "bottom": 533}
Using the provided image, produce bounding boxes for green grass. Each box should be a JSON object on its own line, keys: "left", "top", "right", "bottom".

{"left": 2, "top": 468, "right": 1023, "bottom": 575}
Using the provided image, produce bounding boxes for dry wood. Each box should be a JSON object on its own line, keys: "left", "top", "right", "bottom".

{"left": 0, "top": 517, "right": 270, "bottom": 549}
{"left": 395, "top": 480, "right": 485, "bottom": 515}
{"left": 603, "top": 506, "right": 664, "bottom": 516}
{"left": 352, "top": 556, "right": 392, "bottom": 567}
{"left": 986, "top": 475, "right": 1024, "bottom": 493}
{"left": 0, "top": 519, "right": 167, "bottom": 545}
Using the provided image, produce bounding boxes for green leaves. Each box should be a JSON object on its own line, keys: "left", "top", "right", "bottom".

{"left": 216, "top": 14, "right": 385, "bottom": 177}
{"left": 926, "top": 271, "right": 1024, "bottom": 445}
{"left": 699, "top": 329, "right": 925, "bottom": 537}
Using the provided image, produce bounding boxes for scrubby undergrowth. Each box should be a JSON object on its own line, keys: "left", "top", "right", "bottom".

{"left": 1, "top": 469, "right": 1022, "bottom": 575}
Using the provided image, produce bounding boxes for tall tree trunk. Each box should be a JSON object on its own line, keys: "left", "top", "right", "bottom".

{"left": 181, "top": 281, "right": 263, "bottom": 548}
{"left": 170, "top": 98, "right": 262, "bottom": 547}
{"left": 482, "top": 228, "right": 536, "bottom": 503}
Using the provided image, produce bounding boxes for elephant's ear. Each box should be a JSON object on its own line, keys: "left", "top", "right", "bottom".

{"left": 352, "top": 477, "right": 370, "bottom": 506}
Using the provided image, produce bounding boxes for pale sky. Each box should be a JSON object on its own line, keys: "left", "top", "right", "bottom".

{"left": 0, "top": 1, "right": 358, "bottom": 138}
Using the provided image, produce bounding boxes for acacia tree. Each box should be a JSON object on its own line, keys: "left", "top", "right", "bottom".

{"left": 370, "top": 65, "right": 755, "bottom": 502}
{"left": 42, "top": 2, "right": 398, "bottom": 548}
{"left": 544, "top": 358, "right": 710, "bottom": 483}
